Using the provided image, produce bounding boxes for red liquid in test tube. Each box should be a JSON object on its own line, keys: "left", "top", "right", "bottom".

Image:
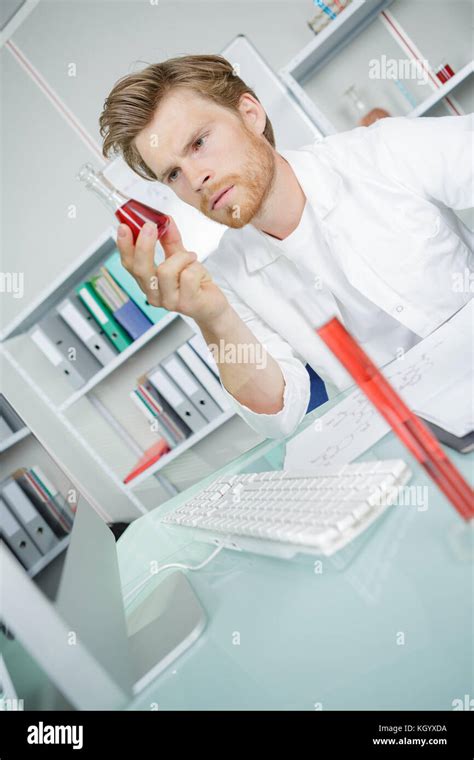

{"left": 316, "top": 316, "right": 474, "bottom": 522}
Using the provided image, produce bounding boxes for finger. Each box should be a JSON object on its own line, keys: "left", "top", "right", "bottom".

{"left": 156, "top": 251, "right": 198, "bottom": 306}
{"left": 179, "top": 262, "right": 210, "bottom": 302}
{"left": 116, "top": 224, "right": 134, "bottom": 271}
{"left": 159, "top": 215, "right": 185, "bottom": 259}
{"left": 132, "top": 221, "right": 158, "bottom": 279}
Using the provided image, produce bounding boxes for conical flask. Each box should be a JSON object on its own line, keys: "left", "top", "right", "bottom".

{"left": 77, "top": 163, "right": 170, "bottom": 243}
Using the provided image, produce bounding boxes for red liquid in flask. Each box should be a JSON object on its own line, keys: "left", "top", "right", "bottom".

{"left": 77, "top": 163, "right": 170, "bottom": 244}
{"left": 116, "top": 198, "right": 170, "bottom": 244}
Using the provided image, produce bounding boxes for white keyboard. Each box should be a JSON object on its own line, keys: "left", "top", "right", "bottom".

{"left": 161, "top": 459, "right": 412, "bottom": 558}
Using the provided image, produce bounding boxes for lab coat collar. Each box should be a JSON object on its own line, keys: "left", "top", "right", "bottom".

{"left": 242, "top": 144, "right": 342, "bottom": 274}
{"left": 280, "top": 144, "right": 343, "bottom": 221}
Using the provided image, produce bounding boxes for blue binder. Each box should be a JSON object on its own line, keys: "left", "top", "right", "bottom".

{"left": 113, "top": 300, "right": 152, "bottom": 341}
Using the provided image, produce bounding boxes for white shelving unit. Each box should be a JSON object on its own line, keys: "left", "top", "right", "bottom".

{"left": 0, "top": 220, "right": 240, "bottom": 515}
{"left": 0, "top": 401, "right": 76, "bottom": 580}
{"left": 408, "top": 60, "right": 473, "bottom": 118}
{"left": 124, "top": 408, "right": 236, "bottom": 490}
{"left": 0, "top": 426, "right": 31, "bottom": 455}
{"left": 58, "top": 307, "right": 180, "bottom": 412}
{"left": 0, "top": 392, "right": 31, "bottom": 455}
{"left": 1, "top": 342, "right": 152, "bottom": 518}
{"left": 27, "top": 536, "right": 70, "bottom": 580}
{"left": 280, "top": 0, "right": 394, "bottom": 133}
{"left": 280, "top": 0, "right": 472, "bottom": 134}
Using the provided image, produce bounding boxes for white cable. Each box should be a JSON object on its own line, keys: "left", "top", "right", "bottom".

{"left": 123, "top": 544, "right": 225, "bottom": 604}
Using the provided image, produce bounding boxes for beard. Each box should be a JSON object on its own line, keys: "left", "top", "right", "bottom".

{"left": 199, "top": 126, "right": 276, "bottom": 229}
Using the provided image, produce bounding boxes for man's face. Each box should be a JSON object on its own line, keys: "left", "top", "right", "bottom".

{"left": 134, "top": 88, "right": 276, "bottom": 229}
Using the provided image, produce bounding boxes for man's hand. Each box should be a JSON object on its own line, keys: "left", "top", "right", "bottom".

{"left": 117, "top": 217, "right": 287, "bottom": 419}
{"left": 116, "top": 216, "right": 229, "bottom": 327}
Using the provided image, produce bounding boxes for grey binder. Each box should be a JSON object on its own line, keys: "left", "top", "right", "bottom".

{"left": 161, "top": 352, "right": 222, "bottom": 423}
{"left": 1, "top": 478, "right": 58, "bottom": 554}
{"left": 148, "top": 367, "right": 207, "bottom": 434}
{"left": 31, "top": 311, "right": 102, "bottom": 389}
{"left": 57, "top": 295, "right": 118, "bottom": 367}
{"left": 0, "top": 497, "right": 42, "bottom": 571}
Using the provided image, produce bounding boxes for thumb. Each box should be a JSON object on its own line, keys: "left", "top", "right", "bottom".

{"left": 160, "top": 215, "right": 185, "bottom": 259}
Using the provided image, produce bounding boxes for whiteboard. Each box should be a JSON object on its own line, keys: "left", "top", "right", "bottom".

{"left": 220, "top": 34, "right": 323, "bottom": 149}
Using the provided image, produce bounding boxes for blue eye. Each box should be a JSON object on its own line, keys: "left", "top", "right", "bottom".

{"left": 167, "top": 133, "right": 208, "bottom": 183}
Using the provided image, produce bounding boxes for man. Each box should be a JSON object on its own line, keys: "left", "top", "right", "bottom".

{"left": 99, "top": 54, "right": 473, "bottom": 439}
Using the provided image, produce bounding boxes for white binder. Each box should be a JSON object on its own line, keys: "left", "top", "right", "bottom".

{"left": 188, "top": 333, "right": 220, "bottom": 375}
{"left": 0, "top": 497, "right": 42, "bottom": 571}
{"left": 2, "top": 478, "right": 58, "bottom": 555}
{"left": 57, "top": 296, "right": 118, "bottom": 367}
{"left": 35, "top": 312, "right": 102, "bottom": 389}
{"left": 148, "top": 367, "right": 207, "bottom": 434}
{"left": 177, "top": 342, "right": 230, "bottom": 412}
{"left": 29, "top": 324, "right": 95, "bottom": 391}
{"left": 161, "top": 353, "right": 222, "bottom": 423}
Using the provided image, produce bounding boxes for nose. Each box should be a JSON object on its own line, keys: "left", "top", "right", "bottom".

{"left": 189, "top": 167, "right": 212, "bottom": 195}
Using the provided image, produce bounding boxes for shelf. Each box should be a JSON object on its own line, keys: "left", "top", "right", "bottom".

{"left": 280, "top": 0, "right": 394, "bottom": 132}
{"left": 0, "top": 427, "right": 31, "bottom": 455}
{"left": 58, "top": 311, "right": 181, "bottom": 411}
{"left": 125, "top": 408, "right": 236, "bottom": 489}
{"left": 0, "top": 399, "right": 74, "bottom": 579}
{"left": 0, "top": 392, "right": 31, "bottom": 454}
{"left": 286, "top": 0, "right": 394, "bottom": 80}
{"left": 0, "top": 227, "right": 117, "bottom": 342}
{"left": 28, "top": 535, "right": 70, "bottom": 579}
{"left": 408, "top": 60, "right": 473, "bottom": 118}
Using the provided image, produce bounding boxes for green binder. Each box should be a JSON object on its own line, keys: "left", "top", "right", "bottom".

{"left": 104, "top": 249, "right": 168, "bottom": 325}
{"left": 75, "top": 282, "right": 132, "bottom": 353}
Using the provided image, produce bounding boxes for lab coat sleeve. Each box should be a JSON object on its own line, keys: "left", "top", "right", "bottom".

{"left": 373, "top": 113, "right": 474, "bottom": 210}
{"left": 199, "top": 264, "right": 311, "bottom": 440}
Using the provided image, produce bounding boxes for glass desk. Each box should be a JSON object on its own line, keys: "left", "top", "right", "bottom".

{"left": 118, "top": 391, "right": 474, "bottom": 711}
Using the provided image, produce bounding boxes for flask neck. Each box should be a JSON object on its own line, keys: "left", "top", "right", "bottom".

{"left": 89, "top": 177, "right": 128, "bottom": 213}
{"left": 78, "top": 166, "right": 128, "bottom": 213}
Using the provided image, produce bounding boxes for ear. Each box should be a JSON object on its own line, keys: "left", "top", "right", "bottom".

{"left": 237, "top": 92, "right": 267, "bottom": 138}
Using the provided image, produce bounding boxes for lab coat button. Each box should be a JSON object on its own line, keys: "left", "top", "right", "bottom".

{"left": 394, "top": 304, "right": 404, "bottom": 313}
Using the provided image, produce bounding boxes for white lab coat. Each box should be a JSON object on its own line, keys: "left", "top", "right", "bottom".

{"left": 204, "top": 114, "right": 474, "bottom": 440}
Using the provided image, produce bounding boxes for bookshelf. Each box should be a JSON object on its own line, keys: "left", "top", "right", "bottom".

{"left": 280, "top": 0, "right": 473, "bottom": 134}
{"left": 0, "top": 213, "right": 261, "bottom": 517}
{"left": 0, "top": 426, "right": 30, "bottom": 455}
{"left": 0, "top": 393, "right": 31, "bottom": 455}
{"left": 0, "top": 398, "right": 76, "bottom": 580}
{"left": 409, "top": 61, "right": 474, "bottom": 118}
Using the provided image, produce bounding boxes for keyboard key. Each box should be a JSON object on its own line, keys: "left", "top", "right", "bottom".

{"left": 160, "top": 460, "right": 411, "bottom": 557}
